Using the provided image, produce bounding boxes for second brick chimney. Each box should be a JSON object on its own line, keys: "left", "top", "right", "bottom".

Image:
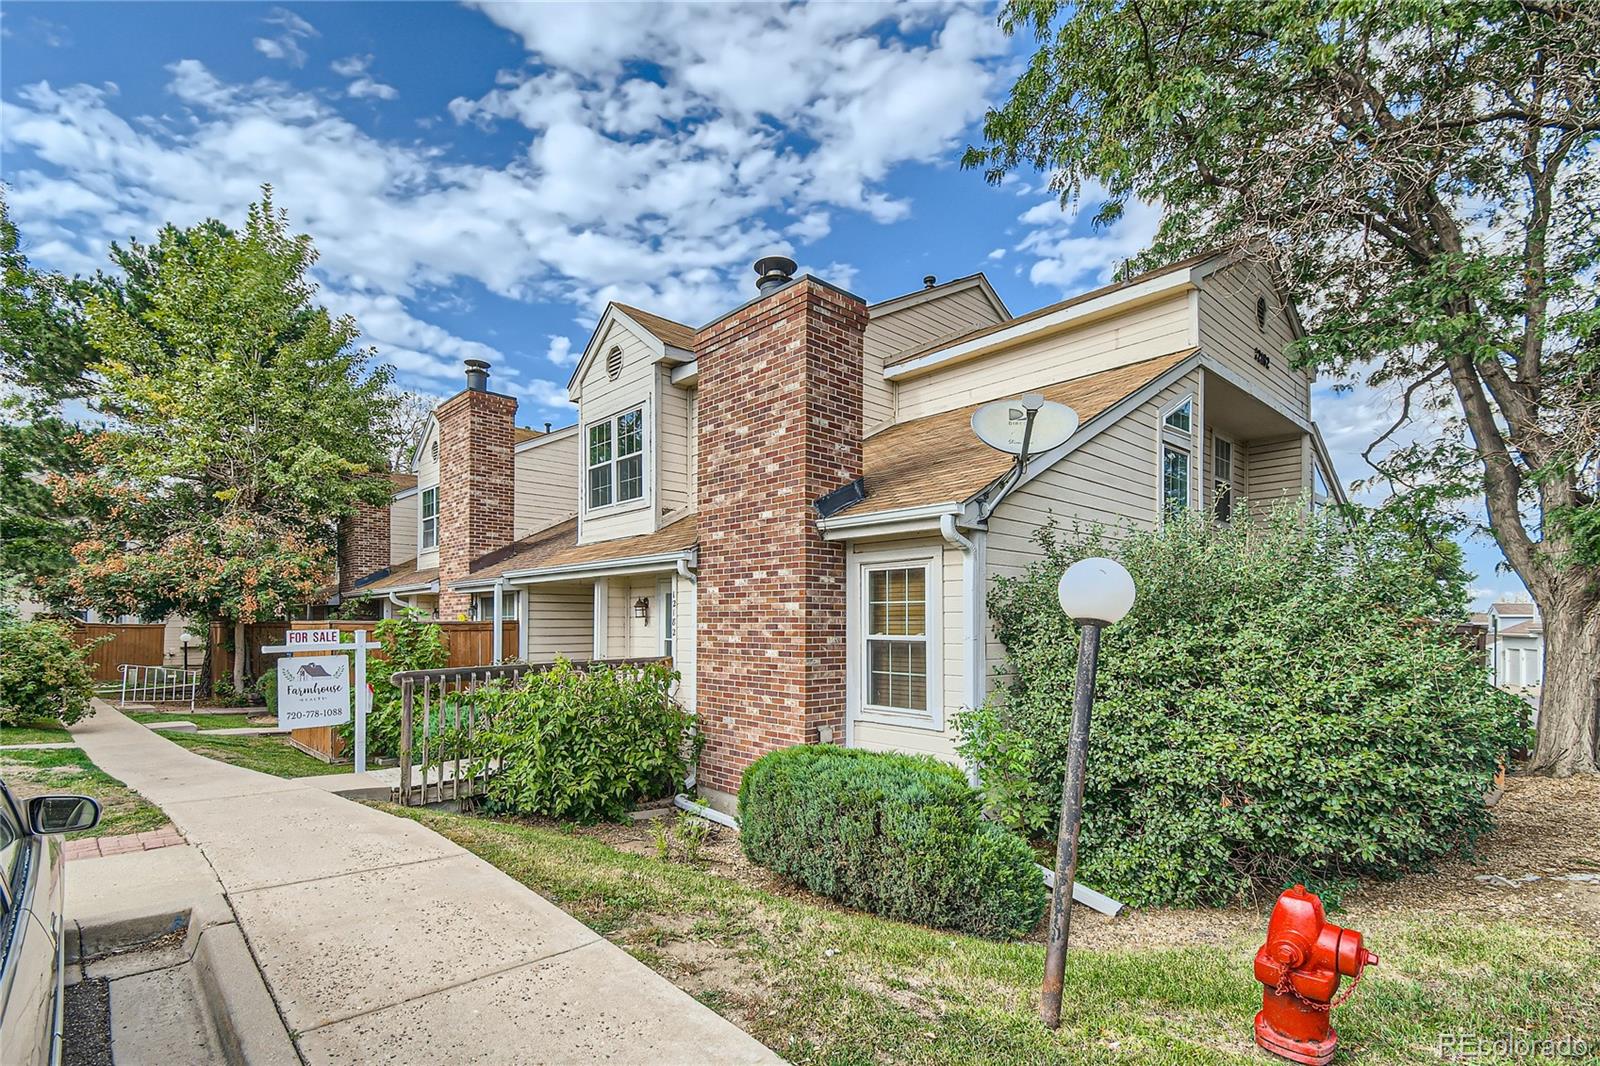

{"left": 435, "top": 361, "right": 516, "bottom": 618}
{"left": 694, "top": 263, "right": 869, "bottom": 799}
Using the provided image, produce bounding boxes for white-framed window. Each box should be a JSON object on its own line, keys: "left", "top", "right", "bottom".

{"left": 658, "top": 579, "right": 675, "bottom": 659}
{"left": 1158, "top": 394, "right": 1194, "bottom": 525}
{"left": 1212, "top": 436, "right": 1234, "bottom": 523}
{"left": 419, "top": 486, "right": 439, "bottom": 550}
{"left": 472, "top": 592, "right": 518, "bottom": 621}
{"left": 586, "top": 406, "right": 645, "bottom": 511}
{"left": 848, "top": 546, "right": 944, "bottom": 734}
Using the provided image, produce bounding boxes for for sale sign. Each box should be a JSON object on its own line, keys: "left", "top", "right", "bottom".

{"left": 277, "top": 655, "right": 351, "bottom": 728}
{"left": 286, "top": 629, "right": 340, "bottom": 646}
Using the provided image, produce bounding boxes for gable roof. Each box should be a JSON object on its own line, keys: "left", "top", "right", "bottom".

{"left": 1500, "top": 618, "right": 1544, "bottom": 637}
{"left": 612, "top": 304, "right": 697, "bottom": 351}
{"left": 460, "top": 514, "right": 698, "bottom": 587}
{"left": 834, "top": 347, "right": 1198, "bottom": 519}
{"left": 883, "top": 252, "right": 1223, "bottom": 372}
{"left": 354, "top": 557, "right": 439, "bottom": 596}
{"left": 388, "top": 471, "right": 417, "bottom": 492}
{"left": 1491, "top": 601, "right": 1536, "bottom": 616}
{"left": 869, "top": 272, "right": 1011, "bottom": 321}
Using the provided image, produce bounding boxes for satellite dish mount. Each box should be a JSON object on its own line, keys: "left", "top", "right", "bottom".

{"left": 970, "top": 393, "right": 1080, "bottom": 506}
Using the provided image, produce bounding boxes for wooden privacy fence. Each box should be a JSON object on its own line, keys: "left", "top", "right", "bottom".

{"left": 213, "top": 619, "right": 521, "bottom": 689}
{"left": 391, "top": 657, "right": 668, "bottom": 807}
{"left": 70, "top": 623, "right": 165, "bottom": 682}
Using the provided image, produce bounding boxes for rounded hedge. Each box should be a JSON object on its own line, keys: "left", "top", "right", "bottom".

{"left": 971, "top": 506, "right": 1527, "bottom": 907}
{"left": 738, "top": 745, "right": 1046, "bottom": 939}
{"left": 0, "top": 619, "right": 97, "bottom": 727}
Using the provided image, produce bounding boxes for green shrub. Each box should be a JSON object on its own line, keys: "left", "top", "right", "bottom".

{"left": 256, "top": 670, "right": 278, "bottom": 717}
{"left": 975, "top": 504, "right": 1527, "bottom": 907}
{"left": 473, "top": 658, "right": 697, "bottom": 823}
{"left": 738, "top": 745, "right": 1046, "bottom": 939}
{"left": 333, "top": 609, "right": 447, "bottom": 759}
{"left": 0, "top": 619, "right": 97, "bottom": 726}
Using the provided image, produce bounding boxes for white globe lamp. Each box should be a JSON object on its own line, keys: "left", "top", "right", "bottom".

{"left": 1040, "top": 555, "right": 1136, "bottom": 1030}
{"left": 1056, "top": 558, "right": 1136, "bottom": 625}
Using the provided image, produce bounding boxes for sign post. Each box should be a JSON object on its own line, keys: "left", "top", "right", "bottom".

{"left": 260, "top": 630, "right": 375, "bottom": 774}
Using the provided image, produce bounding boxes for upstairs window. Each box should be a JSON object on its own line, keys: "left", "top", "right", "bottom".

{"left": 1162, "top": 446, "right": 1190, "bottom": 517}
{"left": 1163, "top": 398, "right": 1193, "bottom": 433}
{"left": 420, "top": 487, "right": 439, "bottom": 550}
{"left": 587, "top": 406, "right": 645, "bottom": 510}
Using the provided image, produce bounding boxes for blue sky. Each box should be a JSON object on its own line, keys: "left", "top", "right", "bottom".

{"left": 0, "top": 1, "right": 1526, "bottom": 607}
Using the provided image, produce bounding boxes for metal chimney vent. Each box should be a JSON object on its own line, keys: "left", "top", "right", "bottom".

{"left": 923, "top": 275, "right": 937, "bottom": 289}
{"left": 464, "top": 359, "right": 490, "bottom": 391}
{"left": 754, "top": 255, "right": 797, "bottom": 295}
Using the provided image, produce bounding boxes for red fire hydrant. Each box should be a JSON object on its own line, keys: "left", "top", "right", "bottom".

{"left": 1253, "top": 885, "right": 1378, "bottom": 1065}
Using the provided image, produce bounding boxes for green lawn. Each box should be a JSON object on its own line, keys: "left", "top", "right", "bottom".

{"left": 0, "top": 717, "right": 74, "bottom": 746}
{"left": 124, "top": 710, "right": 267, "bottom": 730}
{"left": 159, "top": 732, "right": 348, "bottom": 778}
{"left": 0, "top": 747, "right": 168, "bottom": 839}
{"left": 385, "top": 806, "right": 1600, "bottom": 1066}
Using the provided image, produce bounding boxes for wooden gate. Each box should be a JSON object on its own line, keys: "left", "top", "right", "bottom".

{"left": 71, "top": 623, "right": 166, "bottom": 682}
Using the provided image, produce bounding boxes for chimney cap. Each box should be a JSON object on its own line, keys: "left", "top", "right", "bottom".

{"left": 464, "top": 359, "right": 490, "bottom": 392}
{"left": 923, "top": 275, "right": 937, "bottom": 288}
{"left": 754, "top": 255, "right": 798, "bottom": 295}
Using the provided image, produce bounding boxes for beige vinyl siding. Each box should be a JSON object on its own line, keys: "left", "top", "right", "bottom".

{"left": 850, "top": 536, "right": 966, "bottom": 764}
{"left": 1196, "top": 261, "right": 1311, "bottom": 423}
{"left": 523, "top": 582, "right": 594, "bottom": 663}
{"left": 513, "top": 433, "right": 579, "bottom": 539}
{"left": 671, "top": 572, "right": 696, "bottom": 710}
{"left": 389, "top": 494, "right": 418, "bottom": 566}
{"left": 893, "top": 293, "right": 1192, "bottom": 423}
{"left": 658, "top": 370, "right": 694, "bottom": 514}
{"left": 578, "top": 320, "right": 658, "bottom": 545}
{"left": 1247, "top": 435, "right": 1309, "bottom": 512}
{"left": 863, "top": 285, "right": 1007, "bottom": 435}
{"left": 415, "top": 418, "right": 440, "bottom": 570}
{"left": 984, "top": 372, "right": 1200, "bottom": 685}
{"left": 686, "top": 389, "right": 698, "bottom": 503}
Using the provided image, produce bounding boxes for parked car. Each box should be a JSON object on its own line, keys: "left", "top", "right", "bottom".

{"left": 0, "top": 779, "right": 100, "bottom": 1066}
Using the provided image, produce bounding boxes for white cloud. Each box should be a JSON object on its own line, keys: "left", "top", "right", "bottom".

{"left": 253, "top": 7, "right": 316, "bottom": 67}
{"left": 545, "top": 335, "right": 575, "bottom": 368}
{"left": 1014, "top": 189, "right": 1164, "bottom": 292}
{"left": 331, "top": 54, "right": 397, "bottom": 100}
{"left": 986, "top": 247, "right": 1006, "bottom": 260}
{"left": 1, "top": 5, "right": 1010, "bottom": 396}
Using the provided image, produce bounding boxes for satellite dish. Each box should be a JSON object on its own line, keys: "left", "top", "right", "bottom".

{"left": 971, "top": 394, "right": 1079, "bottom": 456}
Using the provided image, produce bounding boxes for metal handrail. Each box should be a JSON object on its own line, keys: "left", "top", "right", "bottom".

{"left": 117, "top": 663, "right": 201, "bottom": 710}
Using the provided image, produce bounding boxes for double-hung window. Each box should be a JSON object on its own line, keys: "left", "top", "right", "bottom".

{"left": 587, "top": 407, "right": 645, "bottom": 510}
{"left": 419, "top": 487, "right": 439, "bottom": 550}
{"left": 1159, "top": 396, "right": 1194, "bottom": 523}
{"left": 472, "top": 592, "right": 518, "bottom": 621}
{"left": 865, "top": 565, "right": 929, "bottom": 715}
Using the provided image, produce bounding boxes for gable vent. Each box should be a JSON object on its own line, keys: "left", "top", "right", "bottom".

{"left": 431, "top": 439, "right": 440, "bottom": 463}
{"left": 1256, "top": 295, "right": 1268, "bottom": 331}
{"left": 606, "top": 346, "right": 623, "bottom": 381}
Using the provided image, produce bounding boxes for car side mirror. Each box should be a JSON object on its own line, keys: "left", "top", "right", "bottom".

{"left": 28, "top": 795, "right": 102, "bottom": 836}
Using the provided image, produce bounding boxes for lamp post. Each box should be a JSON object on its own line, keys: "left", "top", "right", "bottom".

{"left": 1040, "top": 556, "right": 1135, "bottom": 1029}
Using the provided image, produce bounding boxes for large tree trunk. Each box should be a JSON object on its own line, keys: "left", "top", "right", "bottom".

{"left": 232, "top": 618, "right": 247, "bottom": 699}
{"left": 1525, "top": 590, "right": 1600, "bottom": 776}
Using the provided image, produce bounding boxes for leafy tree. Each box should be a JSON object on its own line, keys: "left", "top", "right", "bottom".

{"left": 0, "top": 196, "right": 97, "bottom": 601}
{"left": 967, "top": 1, "right": 1600, "bottom": 774}
{"left": 53, "top": 190, "right": 397, "bottom": 692}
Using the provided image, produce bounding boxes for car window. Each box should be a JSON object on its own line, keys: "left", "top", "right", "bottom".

{"left": 0, "top": 785, "right": 24, "bottom": 907}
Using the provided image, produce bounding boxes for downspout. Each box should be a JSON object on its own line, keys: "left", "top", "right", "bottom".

{"left": 386, "top": 591, "right": 408, "bottom": 616}
{"left": 491, "top": 577, "right": 505, "bottom": 663}
{"left": 675, "top": 556, "right": 697, "bottom": 585}
{"left": 941, "top": 513, "right": 986, "bottom": 787}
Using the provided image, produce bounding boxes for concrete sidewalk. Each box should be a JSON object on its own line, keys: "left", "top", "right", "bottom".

{"left": 72, "top": 702, "right": 780, "bottom": 1065}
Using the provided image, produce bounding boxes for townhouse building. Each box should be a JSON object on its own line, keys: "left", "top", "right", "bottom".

{"left": 340, "top": 252, "right": 1344, "bottom": 809}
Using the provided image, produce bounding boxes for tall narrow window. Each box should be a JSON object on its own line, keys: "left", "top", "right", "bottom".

{"left": 1212, "top": 438, "right": 1234, "bottom": 523}
{"left": 1162, "top": 446, "right": 1189, "bottom": 516}
{"left": 586, "top": 406, "right": 645, "bottom": 510}
{"left": 865, "top": 566, "right": 928, "bottom": 712}
{"left": 420, "top": 486, "right": 439, "bottom": 550}
{"left": 659, "top": 582, "right": 675, "bottom": 660}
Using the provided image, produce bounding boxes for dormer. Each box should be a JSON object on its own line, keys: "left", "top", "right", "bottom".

{"left": 568, "top": 304, "right": 697, "bottom": 546}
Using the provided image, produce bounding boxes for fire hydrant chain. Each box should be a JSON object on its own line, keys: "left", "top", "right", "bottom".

{"left": 1275, "top": 963, "right": 1365, "bottom": 1014}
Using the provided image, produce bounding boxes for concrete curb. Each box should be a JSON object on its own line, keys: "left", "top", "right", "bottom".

{"left": 192, "top": 921, "right": 301, "bottom": 1066}
{"left": 68, "top": 906, "right": 191, "bottom": 962}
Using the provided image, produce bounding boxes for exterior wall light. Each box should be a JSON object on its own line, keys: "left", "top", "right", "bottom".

{"left": 1041, "top": 556, "right": 1136, "bottom": 1029}
{"left": 633, "top": 597, "right": 650, "bottom": 622}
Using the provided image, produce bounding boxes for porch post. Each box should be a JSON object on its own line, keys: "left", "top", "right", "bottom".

{"left": 592, "top": 577, "right": 609, "bottom": 660}
{"left": 491, "top": 578, "right": 505, "bottom": 662}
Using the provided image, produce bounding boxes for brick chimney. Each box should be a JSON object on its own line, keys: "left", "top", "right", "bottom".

{"left": 694, "top": 259, "right": 869, "bottom": 800}
{"left": 435, "top": 360, "right": 516, "bottom": 619}
{"left": 338, "top": 490, "right": 391, "bottom": 593}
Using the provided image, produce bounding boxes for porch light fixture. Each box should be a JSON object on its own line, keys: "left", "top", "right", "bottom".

{"left": 633, "top": 597, "right": 650, "bottom": 621}
{"left": 1040, "top": 556, "right": 1136, "bottom": 1030}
